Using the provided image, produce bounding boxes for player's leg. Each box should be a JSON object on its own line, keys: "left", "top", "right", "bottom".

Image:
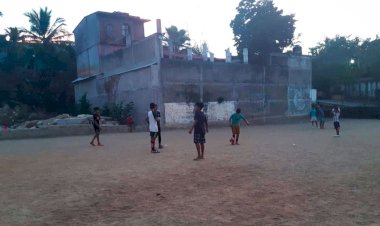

{"left": 194, "top": 143, "right": 201, "bottom": 160}
{"left": 158, "top": 128, "right": 163, "bottom": 148}
{"left": 200, "top": 143, "right": 205, "bottom": 159}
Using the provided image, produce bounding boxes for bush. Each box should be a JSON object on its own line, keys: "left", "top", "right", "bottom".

{"left": 0, "top": 104, "right": 30, "bottom": 127}
{"left": 76, "top": 94, "right": 91, "bottom": 115}
{"left": 102, "top": 102, "right": 135, "bottom": 124}
{"left": 217, "top": 97, "right": 225, "bottom": 104}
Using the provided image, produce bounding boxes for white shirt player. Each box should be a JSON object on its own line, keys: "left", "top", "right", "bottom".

{"left": 148, "top": 111, "right": 158, "bottom": 132}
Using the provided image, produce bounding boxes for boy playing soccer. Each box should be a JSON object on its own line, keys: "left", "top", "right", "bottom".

{"left": 332, "top": 106, "right": 341, "bottom": 136}
{"left": 90, "top": 107, "right": 104, "bottom": 146}
{"left": 317, "top": 105, "right": 326, "bottom": 129}
{"left": 147, "top": 103, "right": 160, "bottom": 153}
{"left": 310, "top": 105, "right": 318, "bottom": 128}
{"left": 189, "top": 102, "right": 208, "bottom": 161}
{"left": 229, "top": 108, "right": 249, "bottom": 145}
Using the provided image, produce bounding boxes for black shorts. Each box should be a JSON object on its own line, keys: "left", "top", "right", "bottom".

{"left": 150, "top": 132, "right": 158, "bottom": 138}
{"left": 94, "top": 127, "right": 100, "bottom": 135}
{"left": 334, "top": 122, "right": 340, "bottom": 129}
{"left": 194, "top": 133, "right": 206, "bottom": 144}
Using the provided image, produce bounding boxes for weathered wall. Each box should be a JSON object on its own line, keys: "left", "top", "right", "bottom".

{"left": 164, "top": 101, "right": 236, "bottom": 125}
{"left": 160, "top": 56, "right": 312, "bottom": 125}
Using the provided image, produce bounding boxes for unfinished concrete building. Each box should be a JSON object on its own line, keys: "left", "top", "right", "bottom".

{"left": 73, "top": 11, "right": 312, "bottom": 125}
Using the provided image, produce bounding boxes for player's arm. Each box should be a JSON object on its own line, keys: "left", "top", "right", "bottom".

{"left": 189, "top": 120, "right": 197, "bottom": 134}
{"left": 242, "top": 116, "right": 249, "bottom": 125}
{"left": 229, "top": 115, "right": 233, "bottom": 126}
{"left": 205, "top": 117, "right": 209, "bottom": 133}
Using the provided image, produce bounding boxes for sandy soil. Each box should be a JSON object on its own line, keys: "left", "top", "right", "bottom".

{"left": 0, "top": 119, "right": 379, "bottom": 226}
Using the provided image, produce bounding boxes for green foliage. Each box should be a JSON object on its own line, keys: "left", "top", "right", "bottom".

{"left": 5, "top": 27, "right": 24, "bottom": 43}
{"left": 230, "top": 0, "right": 296, "bottom": 64}
{"left": 102, "top": 102, "right": 135, "bottom": 124}
{"left": 311, "top": 36, "right": 380, "bottom": 96}
{"left": 77, "top": 94, "right": 91, "bottom": 115}
{"left": 217, "top": 97, "right": 225, "bottom": 104}
{"left": 23, "top": 7, "right": 69, "bottom": 44}
{"left": 0, "top": 104, "right": 30, "bottom": 126}
{"left": 163, "top": 25, "right": 190, "bottom": 52}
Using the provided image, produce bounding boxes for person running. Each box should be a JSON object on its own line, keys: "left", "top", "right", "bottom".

{"left": 317, "top": 105, "right": 326, "bottom": 129}
{"left": 90, "top": 107, "right": 104, "bottom": 146}
{"left": 229, "top": 108, "right": 249, "bottom": 145}
{"left": 147, "top": 103, "right": 160, "bottom": 153}
{"left": 310, "top": 105, "right": 318, "bottom": 128}
{"left": 154, "top": 104, "right": 164, "bottom": 149}
{"left": 189, "top": 102, "right": 208, "bottom": 161}
{"left": 332, "top": 106, "right": 341, "bottom": 136}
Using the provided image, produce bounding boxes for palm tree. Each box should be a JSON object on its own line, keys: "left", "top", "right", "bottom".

{"left": 5, "top": 27, "right": 24, "bottom": 42}
{"left": 164, "top": 26, "right": 190, "bottom": 52}
{"left": 23, "top": 7, "right": 69, "bottom": 44}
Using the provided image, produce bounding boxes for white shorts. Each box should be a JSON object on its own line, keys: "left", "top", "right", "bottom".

{"left": 311, "top": 117, "right": 318, "bottom": 122}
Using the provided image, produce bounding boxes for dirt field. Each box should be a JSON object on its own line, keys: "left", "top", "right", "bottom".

{"left": 0, "top": 119, "right": 379, "bottom": 226}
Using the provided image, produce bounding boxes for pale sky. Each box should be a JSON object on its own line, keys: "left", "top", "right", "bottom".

{"left": 1, "top": 0, "right": 379, "bottom": 57}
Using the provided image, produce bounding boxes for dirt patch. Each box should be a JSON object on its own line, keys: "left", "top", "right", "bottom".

{"left": 0, "top": 119, "right": 379, "bottom": 225}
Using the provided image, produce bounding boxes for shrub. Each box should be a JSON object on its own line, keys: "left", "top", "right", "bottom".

{"left": 77, "top": 94, "right": 91, "bottom": 115}
{"left": 102, "top": 102, "right": 135, "bottom": 124}
{"left": 217, "top": 96, "right": 225, "bottom": 104}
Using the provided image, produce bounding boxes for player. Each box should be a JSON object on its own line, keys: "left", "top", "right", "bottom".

{"left": 147, "top": 103, "right": 160, "bottom": 153}
{"left": 310, "top": 105, "right": 318, "bottom": 128}
{"left": 332, "top": 106, "right": 341, "bottom": 136}
{"left": 90, "top": 107, "right": 104, "bottom": 146}
{"left": 317, "top": 105, "right": 325, "bottom": 129}
{"left": 229, "top": 108, "right": 249, "bottom": 145}
{"left": 189, "top": 102, "right": 208, "bottom": 160}
{"left": 154, "top": 104, "right": 164, "bottom": 149}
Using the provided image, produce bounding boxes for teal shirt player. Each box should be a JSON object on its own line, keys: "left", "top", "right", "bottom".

{"left": 310, "top": 109, "right": 317, "bottom": 118}
{"left": 230, "top": 113, "right": 245, "bottom": 126}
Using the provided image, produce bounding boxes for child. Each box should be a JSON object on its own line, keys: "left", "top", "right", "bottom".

{"left": 90, "top": 107, "right": 104, "bottom": 146}
{"left": 147, "top": 103, "right": 160, "bottom": 153}
{"left": 189, "top": 102, "right": 208, "bottom": 160}
{"left": 229, "top": 108, "right": 249, "bottom": 145}
{"left": 317, "top": 105, "right": 325, "bottom": 129}
{"left": 127, "top": 115, "right": 134, "bottom": 132}
{"left": 332, "top": 106, "right": 341, "bottom": 136}
{"left": 310, "top": 106, "right": 318, "bottom": 128}
{"left": 154, "top": 104, "right": 164, "bottom": 149}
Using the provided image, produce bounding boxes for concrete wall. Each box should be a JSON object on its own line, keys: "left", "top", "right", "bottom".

{"left": 160, "top": 56, "right": 312, "bottom": 125}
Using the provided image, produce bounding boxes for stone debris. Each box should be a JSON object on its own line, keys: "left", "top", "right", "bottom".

{"left": 12, "top": 114, "right": 119, "bottom": 130}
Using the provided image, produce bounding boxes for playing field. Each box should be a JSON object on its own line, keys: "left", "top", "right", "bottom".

{"left": 0, "top": 119, "right": 379, "bottom": 226}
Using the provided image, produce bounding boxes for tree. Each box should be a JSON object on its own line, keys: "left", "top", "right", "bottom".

{"left": 0, "top": 11, "right": 3, "bottom": 17}
{"left": 192, "top": 41, "right": 208, "bottom": 55}
{"left": 23, "top": 7, "right": 69, "bottom": 44}
{"left": 5, "top": 27, "right": 24, "bottom": 42}
{"left": 230, "top": 0, "right": 296, "bottom": 64}
{"left": 163, "top": 25, "right": 190, "bottom": 52}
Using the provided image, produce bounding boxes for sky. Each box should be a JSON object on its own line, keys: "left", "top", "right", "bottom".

{"left": 1, "top": 0, "right": 379, "bottom": 57}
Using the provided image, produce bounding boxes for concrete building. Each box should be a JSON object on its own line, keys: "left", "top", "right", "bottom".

{"left": 73, "top": 11, "right": 312, "bottom": 125}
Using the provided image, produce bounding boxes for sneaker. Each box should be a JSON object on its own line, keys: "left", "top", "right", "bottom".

{"left": 151, "top": 149, "right": 160, "bottom": 153}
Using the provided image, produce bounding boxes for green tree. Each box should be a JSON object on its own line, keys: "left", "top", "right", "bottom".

{"left": 23, "top": 7, "right": 69, "bottom": 44}
{"left": 230, "top": 0, "right": 296, "bottom": 64}
{"left": 5, "top": 27, "right": 24, "bottom": 42}
{"left": 192, "top": 41, "right": 208, "bottom": 55}
{"left": 164, "top": 25, "right": 190, "bottom": 52}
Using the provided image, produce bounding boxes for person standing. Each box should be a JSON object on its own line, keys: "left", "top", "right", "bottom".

{"left": 332, "top": 106, "right": 341, "bottom": 136}
{"left": 317, "top": 105, "right": 326, "bottom": 129}
{"left": 90, "top": 107, "right": 104, "bottom": 146}
{"left": 189, "top": 102, "right": 208, "bottom": 160}
{"left": 147, "top": 103, "right": 160, "bottom": 153}
{"left": 154, "top": 104, "right": 164, "bottom": 149}
{"left": 310, "top": 105, "right": 318, "bottom": 128}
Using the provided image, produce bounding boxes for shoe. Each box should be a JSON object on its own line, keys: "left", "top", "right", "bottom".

{"left": 159, "top": 145, "right": 164, "bottom": 149}
{"left": 151, "top": 149, "right": 160, "bottom": 153}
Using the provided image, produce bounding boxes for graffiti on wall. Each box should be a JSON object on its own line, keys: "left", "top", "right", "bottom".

{"left": 164, "top": 101, "right": 236, "bottom": 125}
{"left": 288, "top": 88, "right": 311, "bottom": 116}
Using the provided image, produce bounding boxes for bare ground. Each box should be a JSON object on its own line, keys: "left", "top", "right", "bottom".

{"left": 0, "top": 119, "right": 379, "bottom": 226}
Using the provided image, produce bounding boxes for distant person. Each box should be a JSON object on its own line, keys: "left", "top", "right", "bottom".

{"left": 332, "top": 106, "right": 341, "bottom": 136}
{"left": 127, "top": 115, "right": 134, "bottom": 132}
{"left": 90, "top": 107, "right": 104, "bottom": 146}
{"left": 147, "top": 103, "right": 160, "bottom": 153}
{"left": 154, "top": 104, "right": 164, "bottom": 149}
{"left": 229, "top": 108, "right": 250, "bottom": 145}
{"left": 310, "top": 105, "right": 318, "bottom": 128}
{"left": 317, "top": 105, "right": 325, "bottom": 129}
{"left": 189, "top": 102, "right": 208, "bottom": 161}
